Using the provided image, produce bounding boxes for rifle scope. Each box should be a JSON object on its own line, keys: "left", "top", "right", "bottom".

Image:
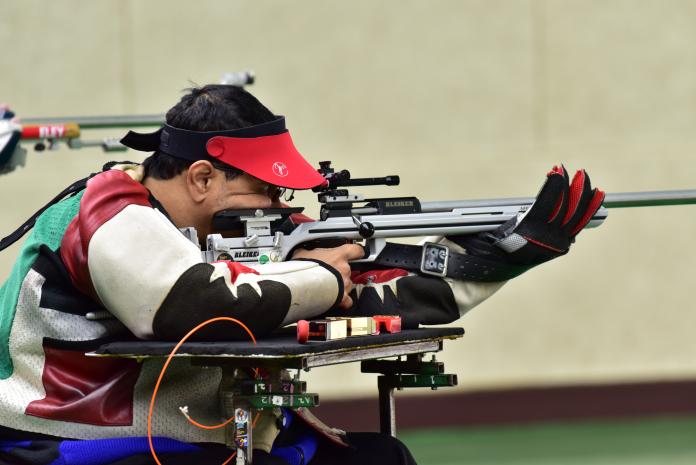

{"left": 314, "top": 161, "right": 400, "bottom": 192}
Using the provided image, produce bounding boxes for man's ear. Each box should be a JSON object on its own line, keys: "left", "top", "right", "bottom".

{"left": 186, "top": 160, "right": 216, "bottom": 203}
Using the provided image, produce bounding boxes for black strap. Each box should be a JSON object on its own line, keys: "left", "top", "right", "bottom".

{"left": 0, "top": 176, "right": 89, "bottom": 252}
{"left": 0, "top": 161, "right": 135, "bottom": 252}
{"left": 371, "top": 242, "right": 530, "bottom": 282}
{"left": 119, "top": 127, "right": 163, "bottom": 152}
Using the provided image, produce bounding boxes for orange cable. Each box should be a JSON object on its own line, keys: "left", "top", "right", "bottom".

{"left": 147, "top": 317, "right": 257, "bottom": 465}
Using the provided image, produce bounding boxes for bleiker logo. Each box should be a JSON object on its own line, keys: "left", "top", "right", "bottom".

{"left": 272, "top": 162, "right": 289, "bottom": 177}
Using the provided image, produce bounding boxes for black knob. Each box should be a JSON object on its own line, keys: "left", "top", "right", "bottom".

{"left": 358, "top": 221, "right": 375, "bottom": 239}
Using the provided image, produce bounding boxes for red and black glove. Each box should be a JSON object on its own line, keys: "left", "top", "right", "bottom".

{"left": 453, "top": 165, "right": 605, "bottom": 267}
{"left": 0, "top": 105, "right": 24, "bottom": 174}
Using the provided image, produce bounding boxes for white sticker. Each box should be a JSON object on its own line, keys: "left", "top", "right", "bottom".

{"left": 272, "top": 162, "right": 289, "bottom": 177}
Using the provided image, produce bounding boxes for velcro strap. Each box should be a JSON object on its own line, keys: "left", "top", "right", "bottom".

{"left": 371, "top": 242, "right": 529, "bottom": 282}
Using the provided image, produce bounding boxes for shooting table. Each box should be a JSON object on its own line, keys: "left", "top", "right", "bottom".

{"left": 91, "top": 327, "right": 464, "bottom": 464}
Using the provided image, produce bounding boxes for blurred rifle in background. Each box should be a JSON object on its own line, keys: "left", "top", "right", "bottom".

{"left": 0, "top": 71, "right": 255, "bottom": 172}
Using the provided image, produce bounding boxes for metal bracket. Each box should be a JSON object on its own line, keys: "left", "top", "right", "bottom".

{"left": 420, "top": 242, "right": 449, "bottom": 277}
{"left": 361, "top": 354, "right": 458, "bottom": 437}
{"left": 218, "top": 369, "right": 318, "bottom": 464}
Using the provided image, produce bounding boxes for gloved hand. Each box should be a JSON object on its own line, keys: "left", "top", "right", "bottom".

{"left": 0, "top": 104, "right": 25, "bottom": 174}
{"left": 451, "top": 165, "right": 605, "bottom": 269}
{"left": 487, "top": 165, "right": 605, "bottom": 265}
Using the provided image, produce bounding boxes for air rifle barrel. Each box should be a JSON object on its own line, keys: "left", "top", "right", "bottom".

{"left": 419, "top": 189, "right": 696, "bottom": 213}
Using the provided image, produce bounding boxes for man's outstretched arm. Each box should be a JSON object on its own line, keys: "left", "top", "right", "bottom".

{"left": 337, "top": 166, "right": 604, "bottom": 328}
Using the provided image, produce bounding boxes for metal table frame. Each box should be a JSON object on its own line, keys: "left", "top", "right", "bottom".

{"left": 90, "top": 328, "right": 463, "bottom": 464}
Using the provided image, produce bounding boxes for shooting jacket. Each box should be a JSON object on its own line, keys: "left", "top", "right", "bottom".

{"left": 0, "top": 164, "right": 503, "bottom": 444}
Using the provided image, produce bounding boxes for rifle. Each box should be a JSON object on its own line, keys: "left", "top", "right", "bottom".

{"left": 200, "top": 161, "right": 696, "bottom": 278}
{"left": 0, "top": 113, "right": 166, "bottom": 175}
{"left": 3, "top": 97, "right": 695, "bottom": 276}
{"left": 0, "top": 71, "right": 255, "bottom": 172}
{"left": 15, "top": 114, "right": 164, "bottom": 152}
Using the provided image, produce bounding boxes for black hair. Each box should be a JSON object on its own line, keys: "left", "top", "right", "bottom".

{"left": 142, "top": 84, "right": 277, "bottom": 180}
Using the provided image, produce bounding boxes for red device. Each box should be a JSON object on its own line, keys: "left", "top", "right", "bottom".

{"left": 296, "top": 319, "right": 347, "bottom": 343}
{"left": 372, "top": 315, "right": 401, "bottom": 334}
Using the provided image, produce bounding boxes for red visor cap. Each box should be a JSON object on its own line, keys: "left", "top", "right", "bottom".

{"left": 206, "top": 132, "right": 327, "bottom": 190}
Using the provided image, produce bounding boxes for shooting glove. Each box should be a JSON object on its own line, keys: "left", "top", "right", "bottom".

{"left": 0, "top": 106, "right": 26, "bottom": 174}
{"left": 456, "top": 165, "right": 605, "bottom": 267}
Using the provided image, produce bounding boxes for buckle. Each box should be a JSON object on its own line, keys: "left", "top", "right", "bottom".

{"left": 420, "top": 242, "right": 449, "bottom": 277}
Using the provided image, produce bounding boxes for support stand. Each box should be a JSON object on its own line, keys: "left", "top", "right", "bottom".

{"left": 91, "top": 327, "right": 464, "bottom": 464}
{"left": 362, "top": 353, "right": 458, "bottom": 436}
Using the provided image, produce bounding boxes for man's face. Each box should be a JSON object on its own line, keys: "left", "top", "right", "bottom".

{"left": 208, "top": 170, "right": 283, "bottom": 215}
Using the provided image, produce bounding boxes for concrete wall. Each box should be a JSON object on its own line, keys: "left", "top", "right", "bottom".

{"left": 1, "top": 0, "right": 696, "bottom": 399}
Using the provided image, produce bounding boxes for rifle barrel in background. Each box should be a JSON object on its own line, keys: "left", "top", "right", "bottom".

{"left": 19, "top": 70, "right": 255, "bottom": 131}
{"left": 21, "top": 114, "right": 165, "bottom": 129}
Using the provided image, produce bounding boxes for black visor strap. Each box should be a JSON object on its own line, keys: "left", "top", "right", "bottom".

{"left": 119, "top": 128, "right": 163, "bottom": 152}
